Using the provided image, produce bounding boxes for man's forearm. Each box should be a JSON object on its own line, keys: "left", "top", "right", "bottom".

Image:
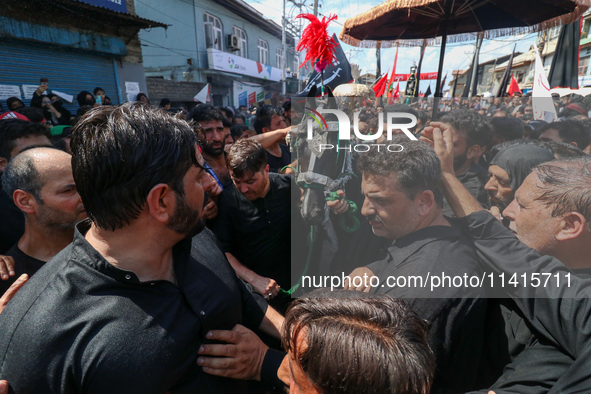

{"left": 225, "top": 252, "right": 259, "bottom": 284}
{"left": 258, "top": 305, "right": 284, "bottom": 339}
{"left": 248, "top": 127, "right": 291, "bottom": 149}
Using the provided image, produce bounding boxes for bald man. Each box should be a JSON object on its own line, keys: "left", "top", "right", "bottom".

{"left": 0, "top": 147, "right": 86, "bottom": 295}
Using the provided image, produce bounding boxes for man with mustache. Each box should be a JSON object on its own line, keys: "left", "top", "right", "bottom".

{"left": 346, "top": 136, "right": 488, "bottom": 393}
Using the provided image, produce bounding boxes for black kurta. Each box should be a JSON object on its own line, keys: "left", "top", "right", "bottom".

{"left": 0, "top": 223, "right": 265, "bottom": 393}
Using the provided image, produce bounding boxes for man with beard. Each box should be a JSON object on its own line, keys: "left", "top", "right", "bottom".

{"left": 189, "top": 105, "right": 232, "bottom": 188}
{"left": 484, "top": 144, "right": 554, "bottom": 214}
{"left": 0, "top": 119, "right": 52, "bottom": 254}
{"left": 0, "top": 148, "right": 86, "bottom": 295}
{"left": 0, "top": 104, "right": 282, "bottom": 393}
{"left": 345, "top": 137, "right": 488, "bottom": 393}
{"left": 432, "top": 110, "right": 492, "bottom": 216}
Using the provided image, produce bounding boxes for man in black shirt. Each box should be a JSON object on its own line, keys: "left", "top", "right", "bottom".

{"left": 0, "top": 119, "right": 52, "bottom": 254}
{"left": 0, "top": 147, "right": 86, "bottom": 296}
{"left": 434, "top": 110, "right": 492, "bottom": 216}
{"left": 430, "top": 123, "right": 591, "bottom": 393}
{"left": 254, "top": 105, "right": 291, "bottom": 173}
{"left": 213, "top": 139, "right": 291, "bottom": 310}
{"left": 0, "top": 104, "right": 282, "bottom": 393}
{"left": 346, "top": 138, "right": 488, "bottom": 393}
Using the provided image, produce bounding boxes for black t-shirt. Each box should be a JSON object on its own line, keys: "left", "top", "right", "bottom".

{"left": 0, "top": 173, "right": 25, "bottom": 254}
{"left": 266, "top": 144, "right": 291, "bottom": 173}
{"left": 0, "top": 222, "right": 265, "bottom": 393}
{"left": 213, "top": 173, "right": 291, "bottom": 289}
{"left": 0, "top": 245, "right": 46, "bottom": 295}
{"left": 367, "top": 224, "right": 487, "bottom": 394}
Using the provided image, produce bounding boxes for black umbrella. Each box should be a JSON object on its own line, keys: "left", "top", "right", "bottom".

{"left": 340, "top": 0, "right": 589, "bottom": 114}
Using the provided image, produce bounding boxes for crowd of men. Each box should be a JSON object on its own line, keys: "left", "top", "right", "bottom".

{"left": 0, "top": 83, "right": 590, "bottom": 394}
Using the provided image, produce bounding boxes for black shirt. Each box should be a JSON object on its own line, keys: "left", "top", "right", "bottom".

{"left": 213, "top": 173, "right": 291, "bottom": 290}
{"left": 457, "top": 211, "right": 591, "bottom": 393}
{"left": 0, "top": 245, "right": 45, "bottom": 295}
{"left": 442, "top": 163, "right": 490, "bottom": 217}
{"left": 0, "top": 222, "right": 265, "bottom": 393}
{"left": 266, "top": 144, "right": 291, "bottom": 173}
{"left": 366, "top": 224, "right": 487, "bottom": 393}
{"left": 0, "top": 174, "right": 24, "bottom": 254}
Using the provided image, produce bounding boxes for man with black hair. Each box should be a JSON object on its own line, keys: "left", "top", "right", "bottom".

{"left": 0, "top": 148, "right": 86, "bottom": 296}
{"left": 539, "top": 120, "right": 591, "bottom": 150}
{"left": 213, "top": 139, "right": 291, "bottom": 311}
{"left": 14, "top": 107, "right": 45, "bottom": 125}
{"left": 189, "top": 105, "right": 231, "bottom": 188}
{"left": 434, "top": 109, "right": 492, "bottom": 213}
{"left": 346, "top": 137, "right": 487, "bottom": 393}
{"left": 283, "top": 291, "right": 435, "bottom": 394}
{"left": 93, "top": 87, "right": 106, "bottom": 104}
{"left": 0, "top": 104, "right": 283, "bottom": 393}
{"left": 489, "top": 117, "right": 525, "bottom": 146}
{"left": 0, "top": 119, "right": 52, "bottom": 254}
{"left": 254, "top": 105, "right": 291, "bottom": 173}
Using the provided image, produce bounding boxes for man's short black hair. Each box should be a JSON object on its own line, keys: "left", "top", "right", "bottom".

{"left": 540, "top": 120, "right": 591, "bottom": 150}
{"left": 439, "top": 109, "right": 493, "bottom": 148}
{"left": 0, "top": 119, "right": 51, "bottom": 160}
{"left": 221, "top": 116, "right": 232, "bottom": 128}
{"left": 70, "top": 103, "right": 199, "bottom": 231}
{"left": 93, "top": 87, "right": 104, "bottom": 95}
{"left": 254, "top": 105, "right": 283, "bottom": 134}
{"left": 188, "top": 105, "right": 223, "bottom": 124}
{"left": 230, "top": 125, "right": 249, "bottom": 140}
{"left": 226, "top": 139, "right": 267, "bottom": 178}
{"left": 233, "top": 113, "right": 246, "bottom": 124}
{"left": 282, "top": 100, "right": 291, "bottom": 111}
{"left": 547, "top": 141, "right": 586, "bottom": 159}
{"left": 14, "top": 107, "right": 45, "bottom": 124}
{"left": 357, "top": 136, "right": 444, "bottom": 206}
{"left": 489, "top": 117, "right": 525, "bottom": 142}
{"left": 283, "top": 290, "right": 435, "bottom": 394}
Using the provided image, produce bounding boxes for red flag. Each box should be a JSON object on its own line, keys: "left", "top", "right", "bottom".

{"left": 372, "top": 74, "right": 388, "bottom": 97}
{"left": 508, "top": 75, "right": 522, "bottom": 97}
{"left": 386, "top": 47, "right": 399, "bottom": 96}
{"left": 388, "top": 81, "right": 400, "bottom": 104}
{"left": 394, "top": 81, "right": 400, "bottom": 100}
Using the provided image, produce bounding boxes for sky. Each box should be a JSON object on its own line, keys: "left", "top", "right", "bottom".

{"left": 245, "top": 0, "right": 538, "bottom": 93}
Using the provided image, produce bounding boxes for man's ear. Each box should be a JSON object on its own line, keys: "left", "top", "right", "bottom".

{"left": 13, "top": 190, "right": 37, "bottom": 214}
{"left": 467, "top": 144, "right": 485, "bottom": 161}
{"left": 556, "top": 212, "right": 587, "bottom": 241}
{"left": 146, "top": 183, "right": 175, "bottom": 224}
{"left": 416, "top": 190, "right": 435, "bottom": 216}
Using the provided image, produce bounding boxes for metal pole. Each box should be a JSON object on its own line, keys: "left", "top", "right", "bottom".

{"left": 282, "top": 0, "right": 287, "bottom": 95}
{"left": 313, "top": 0, "right": 319, "bottom": 17}
{"left": 433, "top": 31, "right": 447, "bottom": 119}
{"left": 468, "top": 33, "right": 483, "bottom": 98}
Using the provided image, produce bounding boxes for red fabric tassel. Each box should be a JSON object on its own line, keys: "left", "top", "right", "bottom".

{"left": 296, "top": 13, "right": 338, "bottom": 73}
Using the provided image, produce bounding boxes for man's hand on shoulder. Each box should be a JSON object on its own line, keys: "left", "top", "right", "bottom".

{"left": 197, "top": 324, "right": 268, "bottom": 381}
{"left": 0, "top": 255, "right": 15, "bottom": 280}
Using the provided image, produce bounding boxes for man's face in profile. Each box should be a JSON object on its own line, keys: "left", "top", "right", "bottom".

{"left": 166, "top": 151, "right": 213, "bottom": 238}
{"left": 287, "top": 329, "right": 321, "bottom": 394}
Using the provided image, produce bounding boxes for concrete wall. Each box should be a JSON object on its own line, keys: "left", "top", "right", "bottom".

{"left": 146, "top": 78, "right": 206, "bottom": 104}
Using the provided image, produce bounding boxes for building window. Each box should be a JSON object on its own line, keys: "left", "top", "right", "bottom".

{"left": 258, "top": 39, "right": 268, "bottom": 65}
{"left": 276, "top": 48, "right": 284, "bottom": 68}
{"left": 204, "top": 13, "right": 223, "bottom": 50}
{"left": 580, "top": 57, "right": 590, "bottom": 76}
{"left": 232, "top": 26, "right": 247, "bottom": 58}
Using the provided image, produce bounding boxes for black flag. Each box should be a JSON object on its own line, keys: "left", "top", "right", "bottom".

{"left": 296, "top": 34, "right": 353, "bottom": 97}
{"left": 549, "top": 19, "right": 581, "bottom": 89}
{"left": 414, "top": 41, "right": 427, "bottom": 97}
{"left": 462, "top": 62, "right": 475, "bottom": 98}
{"left": 496, "top": 45, "right": 516, "bottom": 97}
{"left": 424, "top": 84, "right": 432, "bottom": 98}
